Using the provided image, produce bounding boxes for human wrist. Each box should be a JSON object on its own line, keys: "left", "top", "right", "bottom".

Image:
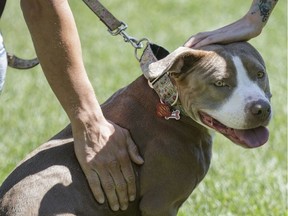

{"left": 70, "top": 102, "right": 105, "bottom": 127}
{"left": 68, "top": 91, "right": 106, "bottom": 131}
{"left": 243, "top": 13, "right": 263, "bottom": 38}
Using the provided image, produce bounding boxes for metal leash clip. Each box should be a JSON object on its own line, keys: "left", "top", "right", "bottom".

{"left": 108, "top": 22, "right": 128, "bottom": 36}
{"left": 108, "top": 22, "right": 149, "bottom": 61}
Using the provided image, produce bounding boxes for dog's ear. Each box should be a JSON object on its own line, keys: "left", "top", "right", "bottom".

{"left": 146, "top": 47, "right": 209, "bottom": 80}
{"left": 168, "top": 49, "right": 208, "bottom": 78}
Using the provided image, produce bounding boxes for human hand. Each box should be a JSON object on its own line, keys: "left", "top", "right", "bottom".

{"left": 72, "top": 116, "right": 144, "bottom": 211}
{"left": 184, "top": 15, "right": 262, "bottom": 48}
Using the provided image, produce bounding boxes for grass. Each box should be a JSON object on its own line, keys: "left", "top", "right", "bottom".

{"left": 1, "top": 1, "right": 287, "bottom": 215}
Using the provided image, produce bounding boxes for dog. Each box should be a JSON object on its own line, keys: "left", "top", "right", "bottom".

{"left": 0, "top": 42, "right": 272, "bottom": 216}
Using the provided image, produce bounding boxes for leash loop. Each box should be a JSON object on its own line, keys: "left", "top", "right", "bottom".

{"left": 134, "top": 38, "right": 150, "bottom": 61}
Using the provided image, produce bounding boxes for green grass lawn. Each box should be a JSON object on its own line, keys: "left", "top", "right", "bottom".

{"left": 1, "top": 1, "right": 287, "bottom": 215}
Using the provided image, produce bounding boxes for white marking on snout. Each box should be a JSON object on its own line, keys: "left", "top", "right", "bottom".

{"left": 202, "top": 56, "right": 269, "bottom": 129}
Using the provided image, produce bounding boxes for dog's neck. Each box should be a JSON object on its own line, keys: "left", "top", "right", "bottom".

{"left": 114, "top": 75, "right": 206, "bottom": 130}
{"left": 142, "top": 72, "right": 188, "bottom": 121}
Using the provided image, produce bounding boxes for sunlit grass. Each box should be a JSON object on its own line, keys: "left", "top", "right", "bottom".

{"left": 0, "top": 1, "right": 287, "bottom": 215}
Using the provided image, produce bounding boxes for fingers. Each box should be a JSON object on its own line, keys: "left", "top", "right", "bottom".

{"left": 108, "top": 159, "right": 129, "bottom": 210}
{"left": 117, "top": 145, "right": 137, "bottom": 202}
{"left": 97, "top": 133, "right": 144, "bottom": 211}
{"left": 90, "top": 152, "right": 135, "bottom": 211}
{"left": 184, "top": 32, "right": 207, "bottom": 48}
{"left": 79, "top": 153, "right": 122, "bottom": 211}
{"left": 120, "top": 157, "right": 137, "bottom": 202}
{"left": 73, "top": 120, "right": 144, "bottom": 212}
{"left": 94, "top": 157, "right": 133, "bottom": 211}
{"left": 126, "top": 132, "right": 144, "bottom": 165}
{"left": 84, "top": 169, "right": 105, "bottom": 204}
{"left": 184, "top": 32, "right": 211, "bottom": 48}
{"left": 190, "top": 36, "right": 214, "bottom": 48}
{"left": 96, "top": 167, "right": 121, "bottom": 211}
{"left": 118, "top": 131, "right": 143, "bottom": 203}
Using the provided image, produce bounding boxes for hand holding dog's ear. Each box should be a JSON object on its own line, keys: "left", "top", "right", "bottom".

{"left": 72, "top": 117, "right": 144, "bottom": 211}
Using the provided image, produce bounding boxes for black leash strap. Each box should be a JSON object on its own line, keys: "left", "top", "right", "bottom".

{"left": 82, "top": 0, "right": 170, "bottom": 72}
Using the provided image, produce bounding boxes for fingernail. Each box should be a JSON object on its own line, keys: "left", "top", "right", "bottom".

{"left": 98, "top": 197, "right": 105, "bottom": 204}
{"left": 121, "top": 204, "right": 128, "bottom": 211}
{"left": 112, "top": 204, "right": 119, "bottom": 211}
{"left": 129, "top": 195, "right": 135, "bottom": 201}
{"left": 138, "top": 156, "right": 144, "bottom": 163}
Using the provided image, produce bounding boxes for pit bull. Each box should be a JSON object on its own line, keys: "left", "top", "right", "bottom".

{"left": 0, "top": 42, "right": 272, "bottom": 216}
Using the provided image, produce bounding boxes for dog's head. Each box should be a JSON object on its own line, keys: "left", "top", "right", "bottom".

{"left": 147, "top": 42, "right": 272, "bottom": 148}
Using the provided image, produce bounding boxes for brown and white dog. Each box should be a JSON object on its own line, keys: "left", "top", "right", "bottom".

{"left": 0, "top": 42, "right": 272, "bottom": 216}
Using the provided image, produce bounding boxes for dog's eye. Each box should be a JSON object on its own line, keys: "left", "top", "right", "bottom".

{"left": 214, "top": 80, "right": 226, "bottom": 87}
{"left": 257, "top": 71, "right": 265, "bottom": 79}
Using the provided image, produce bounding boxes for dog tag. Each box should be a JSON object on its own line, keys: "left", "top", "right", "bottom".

{"left": 156, "top": 102, "right": 180, "bottom": 120}
{"left": 165, "top": 110, "right": 180, "bottom": 120}
{"left": 156, "top": 102, "right": 171, "bottom": 118}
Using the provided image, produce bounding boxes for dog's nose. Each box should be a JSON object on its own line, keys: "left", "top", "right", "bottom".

{"left": 249, "top": 99, "right": 271, "bottom": 120}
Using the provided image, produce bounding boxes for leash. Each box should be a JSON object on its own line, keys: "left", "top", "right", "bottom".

{"left": 0, "top": 0, "right": 39, "bottom": 69}
{"left": 83, "top": 0, "right": 146, "bottom": 60}
{"left": 82, "top": 0, "right": 183, "bottom": 120}
{"left": 7, "top": 54, "right": 39, "bottom": 70}
{"left": 82, "top": 0, "right": 169, "bottom": 63}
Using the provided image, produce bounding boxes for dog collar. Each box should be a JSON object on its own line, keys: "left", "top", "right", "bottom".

{"left": 148, "top": 72, "right": 178, "bottom": 106}
{"left": 140, "top": 44, "right": 187, "bottom": 120}
{"left": 148, "top": 72, "right": 186, "bottom": 120}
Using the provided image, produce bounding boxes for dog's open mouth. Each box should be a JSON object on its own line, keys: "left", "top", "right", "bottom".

{"left": 199, "top": 112, "right": 269, "bottom": 148}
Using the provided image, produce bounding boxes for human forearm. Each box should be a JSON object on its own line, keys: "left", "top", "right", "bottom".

{"left": 21, "top": 0, "right": 102, "bottom": 123}
{"left": 21, "top": 0, "right": 143, "bottom": 211}
{"left": 248, "top": 0, "right": 278, "bottom": 24}
{"left": 243, "top": 0, "right": 278, "bottom": 37}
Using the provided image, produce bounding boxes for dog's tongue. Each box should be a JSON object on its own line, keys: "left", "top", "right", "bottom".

{"left": 234, "top": 126, "right": 269, "bottom": 148}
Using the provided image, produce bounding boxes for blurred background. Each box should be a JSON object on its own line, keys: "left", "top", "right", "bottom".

{"left": 0, "top": 1, "right": 287, "bottom": 215}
